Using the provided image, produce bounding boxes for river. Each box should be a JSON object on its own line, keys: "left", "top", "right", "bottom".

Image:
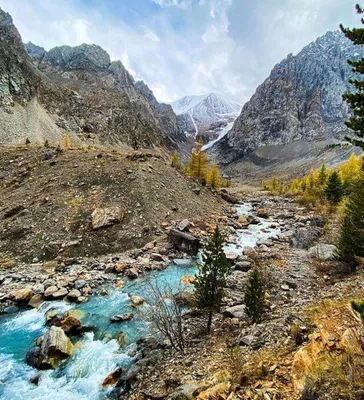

{"left": 0, "top": 203, "right": 280, "bottom": 399}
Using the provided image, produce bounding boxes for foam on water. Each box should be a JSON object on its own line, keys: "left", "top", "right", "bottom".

{"left": 224, "top": 203, "right": 281, "bottom": 254}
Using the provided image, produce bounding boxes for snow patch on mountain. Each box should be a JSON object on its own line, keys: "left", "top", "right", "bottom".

{"left": 170, "top": 93, "right": 241, "bottom": 145}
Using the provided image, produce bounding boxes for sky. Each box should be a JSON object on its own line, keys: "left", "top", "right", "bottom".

{"left": 0, "top": 0, "right": 360, "bottom": 104}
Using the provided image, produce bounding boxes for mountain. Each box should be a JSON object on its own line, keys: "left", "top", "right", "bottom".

{"left": 171, "top": 93, "right": 241, "bottom": 144}
{"left": 0, "top": 7, "right": 186, "bottom": 150}
{"left": 214, "top": 30, "right": 364, "bottom": 172}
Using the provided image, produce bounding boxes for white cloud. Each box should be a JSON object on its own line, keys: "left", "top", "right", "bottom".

{"left": 0, "top": 0, "right": 359, "bottom": 104}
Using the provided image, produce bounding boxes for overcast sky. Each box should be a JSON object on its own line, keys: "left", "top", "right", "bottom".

{"left": 0, "top": 0, "right": 360, "bottom": 103}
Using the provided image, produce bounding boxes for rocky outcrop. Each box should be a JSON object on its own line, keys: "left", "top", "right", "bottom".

{"left": 215, "top": 31, "right": 364, "bottom": 165}
{"left": 0, "top": 7, "right": 186, "bottom": 149}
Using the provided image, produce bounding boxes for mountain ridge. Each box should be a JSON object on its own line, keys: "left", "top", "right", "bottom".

{"left": 0, "top": 8, "right": 186, "bottom": 151}
{"left": 213, "top": 30, "right": 363, "bottom": 167}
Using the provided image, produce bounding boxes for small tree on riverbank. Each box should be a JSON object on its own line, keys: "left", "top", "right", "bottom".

{"left": 193, "top": 226, "right": 231, "bottom": 333}
{"left": 244, "top": 268, "right": 265, "bottom": 324}
{"left": 336, "top": 169, "right": 364, "bottom": 268}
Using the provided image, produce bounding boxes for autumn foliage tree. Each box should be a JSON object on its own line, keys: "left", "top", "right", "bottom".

{"left": 63, "top": 133, "right": 71, "bottom": 149}
{"left": 186, "top": 138, "right": 209, "bottom": 183}
{"left": 171, "top": 151, "right": 180, "bottom": 169}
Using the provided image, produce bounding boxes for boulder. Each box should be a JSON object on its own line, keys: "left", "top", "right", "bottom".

{"left": 44, "top": 286, "right": 58, "bottom": 298}
{"left": 257, "top": 208, "right": 269, "bottom": 218}
{"left": 234, "top": 261, "right": 252, "bottom": 272}
{"left": 114, "top": 261, "right": 127, "bottom": 273}
{"left": 168, "top": 229, "right": 200, "bottom": 256}
{"left": 110, "top": 313, "right": 134, "bottom": 322}
{"left": 10, "top": 288, "right": 33, "bottom": 303}
{"left": 220, "top": 192, "right": 239, "bottom": 204}
{"left": 128, "top": 294, "right": 145, "bottom": 306}
{"left": 52, "top": 288, "right": 68, "bottom": 299}
{"left": 126, "top": 267, "right": 139, "bottom": 279}
{"left": 224, "top": 304, "right": 246, "bottom": 319}
{"left": 74, "top": 280, "right": 87, "bottom": 289}
{"left": 247, "top": 214, "right": 260, "bottom": 224}
{"left": 61, "top": 316, "right": 81, "bottom": 334}
{"left": 308, "top": 244, "right": 337, "bottom": 261}
{"left": 28, "top": 294, "right": 43, "bottom": 309}
{"left": 91, "top": 206, "right": 123, "bottom": 229}
{"left": 116, "top": 331, "right": 128, "bottom": 347}
{"left": 38, "top": 326, "right": 74, "bottom": 369}
{"left": 45, "top": 310, "right": 60, "bottom": 325}
{"left": 102, "top": 367, "right": 122, "bottom": 387}
{"left": 289, "top": 228, "right": 321, "bottom": 249}
{"left": 177, "top": 219, "right": 191, "bottom": 232}
{"left": 67, "top": 289, "right": 81, "bottom": 302}
{"left": 238, "top": 216, "right": 249, "bottom": 226}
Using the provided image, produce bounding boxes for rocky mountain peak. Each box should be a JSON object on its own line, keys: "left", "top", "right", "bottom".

{"left": 214, "top": 30, "right": 364, "bottom": 165}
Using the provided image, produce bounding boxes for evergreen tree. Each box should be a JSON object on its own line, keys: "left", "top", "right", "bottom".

{"left": 25, "top": 138, "right": 30, "bottom": 145}
{"left": 337, "top": 170, "right": 364, "bottom": 267}
{"left": 340, "top": 5, "right": 364, "bottom": 149}
{"left": 244, "top": 268, "right": 265, "bottom": 324}
{"left": 44, "top": 139, "right": 50, "bottom": 148}
{"left": 324, "top": 171, "right": 344, "bottom": 205}
{"left": 193, "top": 226, "right": 232, "bottom": 333}
{"left": 171, "top": 151, "right": 180, "bottom": 169}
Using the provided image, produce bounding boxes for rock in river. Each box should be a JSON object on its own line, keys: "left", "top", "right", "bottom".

{"left": 27, "top": 326, "right": 74, "bottom": 370}
{"left": 10, "top": 288, "right": 33, "bottom": 304}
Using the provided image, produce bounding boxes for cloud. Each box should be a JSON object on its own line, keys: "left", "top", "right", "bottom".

{"left": 0, "top": 0, "right": 360, "bottom": 104}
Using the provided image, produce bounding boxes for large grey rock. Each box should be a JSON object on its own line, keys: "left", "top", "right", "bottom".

{"left": 37, "top": 326, "right": 73, "bottom": 369}
{"left": 91, "top": 207, "right": 123, "bottom": 229}
{"left": 224, "top": 304, "right": 246, "bottom": 319}
{"left": 168, "top": 229, "right": 200, "bottom": 255}
{"left": 308, "top": 244, "right": 337, "bottom": 260}
{"left": 289, "top": 228, "right": 320, "bottom": 249}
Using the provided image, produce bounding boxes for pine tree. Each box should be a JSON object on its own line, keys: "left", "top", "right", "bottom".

{"left": 206, "top": 162, "right": 221, "bottom": 189}
{"left": 324, "top": 171, "right": 344, "bottom": 205}
{"left": 171, "top": 151, "right": 180, "bottom": 169}
{"left": 193, "top": 226, "right": 232, "bottom": 333}
{"left": 44, "top": 139, "right": 50, "bottom": 148}
{"left": 340, "top": 5, "right": 364, "bottom": 148}
{"left": 337, "top": 170, "right": 364, "bottom": 267}
{"left": 244, "top": 268, "right": 265, "bottom": 324}
{"left": 25, "top": 138, "right": 30, "bottom": 145}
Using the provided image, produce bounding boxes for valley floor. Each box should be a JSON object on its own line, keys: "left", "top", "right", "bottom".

{"left": 0, "top": 147, "right": 363, "bottom": 400}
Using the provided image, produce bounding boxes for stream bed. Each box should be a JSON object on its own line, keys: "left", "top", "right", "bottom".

{"left": 0, "top": 203, "right": 281, "bottom": 399}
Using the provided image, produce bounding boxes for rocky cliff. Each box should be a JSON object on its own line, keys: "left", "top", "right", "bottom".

{"left": 214, "top": 31, "right": 364, "bottom": 165}
{"left": 0, "top": 7, "right": 185, "bottom": 149}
